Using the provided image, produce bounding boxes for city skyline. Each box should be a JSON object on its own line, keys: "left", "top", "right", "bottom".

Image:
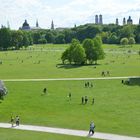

{"left": 0, "top": 0, "right": 140, "bottom": 29}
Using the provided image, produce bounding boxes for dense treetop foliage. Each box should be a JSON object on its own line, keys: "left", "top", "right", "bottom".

{"left": 61, "top": 36, "right": 105, "bottom": 65}
{"left": 0, "top": 23, "right": 140, "bottom": 50}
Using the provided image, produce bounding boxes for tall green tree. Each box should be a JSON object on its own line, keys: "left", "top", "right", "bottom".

{"left": 0, "top": 27, "right": 11, "bottom": 50}
{"left": 93, "top": 36, "right": 105, "bottom": 63}
{"left": 83, "top": 39, "right": 95, "bottom": 64}
{"left": 83, "top": 36, "right": 104, "bottom": 64}
{"left": 72, "top": 44, "right": 86, "bottom": 64}
{"left": 11, "top": 30, "right": 24, "bottom": 50}
{"left": 22, "top": 32, "right": 30, "bottom": 48}
{"left": 135, "top": 25, "right": 140, "bottom": 43}
{"left": 61, "top": 39, "right": 86, "bottom": 64}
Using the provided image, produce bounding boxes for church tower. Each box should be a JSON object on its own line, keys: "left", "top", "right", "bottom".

{"left": 127, "top": 16, "right": 133, "bottom": 25}
{"left": 21, "top": 19, "right": 30, "bottom": 30}
{"left": 95, "top": 15, "right": 98, "bottom": 24}
{"left": 36, "top": 19, "right": 39, "bottom": 27}
{"left": 116, "top": 18, "right": 119, "bottom": 25}
{"left": 51, "top": 20, "right": 54, "bottom": 30}
{"left": 123, "top": 17, "right": 126, "bottom": 25}
{"left": 99, "top": 14, "right": 103, "bottom": 24}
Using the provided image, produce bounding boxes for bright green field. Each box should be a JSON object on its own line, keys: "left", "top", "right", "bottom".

{"left": 0, "top": 80, "right": 140, "bottom": 137}
{"left": 0, "top": 44, "right": 139, "bottom": 79}
{"left": 0, "top": 44, "right": 140, "bottom": 139}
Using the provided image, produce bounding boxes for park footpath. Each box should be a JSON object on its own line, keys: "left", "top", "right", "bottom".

{"left": 0, "top": 123, "right": 140, "bottom": 140}
{"left": 3, "top": 76, "right": 140, "bottom": 82}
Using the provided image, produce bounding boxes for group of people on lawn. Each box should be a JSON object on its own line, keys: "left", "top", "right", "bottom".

{"left": 10, "top": 115, "right": 20, "bottom": 127}
{"left": 42, "top": 87, "right": 96, "bottom": 135}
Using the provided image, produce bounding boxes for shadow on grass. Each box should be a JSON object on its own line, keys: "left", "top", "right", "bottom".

{"left": 56, "top": 63, "right": 100, "bottom": 69}
{"left": 125, "top": 83, "right": 140, "bottom": 86}
{"left": 122, "top": 77, "right": 140, "bottom": 86}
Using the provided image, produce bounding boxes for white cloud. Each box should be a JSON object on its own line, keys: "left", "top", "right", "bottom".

{"left": 0, "top": 0, "right": 140, "bottom": 29}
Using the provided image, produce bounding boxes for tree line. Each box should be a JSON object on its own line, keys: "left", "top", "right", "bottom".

{"left": 0, "top": 23, "right": 140, "bottom": 50}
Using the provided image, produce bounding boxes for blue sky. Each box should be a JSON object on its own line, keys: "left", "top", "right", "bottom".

{"left": 0, "top": 0, "right": 140, "bottom": 29}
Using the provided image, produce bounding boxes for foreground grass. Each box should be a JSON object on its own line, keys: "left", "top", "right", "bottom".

{"left": 0, "top": 80, "right": 139, "bottom": 137}
{"left": 0, "top": 128, "right": 97, "bottom": 140}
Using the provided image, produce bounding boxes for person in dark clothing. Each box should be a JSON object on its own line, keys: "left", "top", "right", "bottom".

{"left": 68, "top": 93, "right": 71, "bottom": 100}
{"left": 85, "top": 96, "right": 88, "bottom": 104}
{"left": 89, "top": 121, "right": 95, "bottom": 135}
{"left": 15, "top": 116, "right": 20, "bottom": 126}
{"left": 82, "top": 96, "right": 84, "bottom": 104}
{"left": 43, "top": 88, "right": 47, "bottom": 94}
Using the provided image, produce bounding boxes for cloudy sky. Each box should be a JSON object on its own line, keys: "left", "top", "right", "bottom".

{"left": 0, "top": 0, "right": 140, "bottom": 29}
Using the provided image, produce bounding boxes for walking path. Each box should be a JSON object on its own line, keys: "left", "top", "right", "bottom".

{"left": 0, "top": 123, "right": 140, "bottom": 140}
{"left": 2, "top": 76, "right": 139, "bottom": 82}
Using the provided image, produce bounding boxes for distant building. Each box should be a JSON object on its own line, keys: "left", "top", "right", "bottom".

{"left": 95, "top": 14, "right": 103, "bottom": 24}
{"left": 51, "top": 20, "right": 54, "bottom": 30}
{"left": 116, "top": 18, "right": 119, "bottom": 25}
{"left": 139, "top": 18, "right": 140, "bottom": 25}
{"left": 127, "top": 16, "right": 133, "bottom": 25}
{"left": 36, "top": 19, "right": 39, "bottom": 27}
{"left": 31, "top": 19, "right": 41, "bottom": 30}
{"left": 19, "top": 19, "right": 41, "bottom": 30}
{"left": 123, "top": 17, "right": 126, "bottom": 25}
{"left": 95, "top": 15, "right": 98, "bottom": 24}
{"left": 21, "top": 20, "right": 31, "bottom": 30}
{"left": 99, "top": 14, "right": 103, "bottom": 24}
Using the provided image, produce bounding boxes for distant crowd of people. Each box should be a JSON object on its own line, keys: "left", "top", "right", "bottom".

{"left": 101, "top": 71, "right": 110, "bottom": 76}
{"left": 81, "top": 96, "right": 94, "bottom": 105}
{"left": 85, "top": 82, "right": 93, "bottom": 88}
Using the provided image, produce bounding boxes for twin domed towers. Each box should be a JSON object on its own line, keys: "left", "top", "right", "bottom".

{"left": 95, "top": 15, "right": 103, "bottom": 24}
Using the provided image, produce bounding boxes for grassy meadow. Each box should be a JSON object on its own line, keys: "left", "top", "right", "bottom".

{"left": 0, "top": 44, "right": 139, "bottom": 79}
{"left": 0, "top": 44, "right": 140, "bottom": 139}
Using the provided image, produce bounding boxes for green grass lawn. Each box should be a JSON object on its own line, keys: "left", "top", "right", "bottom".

{"left": 0, "top": 80, "right": 140, "bottom": 137}
{"left": 0, "top": 44, "right": 139, "bottom": 139}
{"left": 0, "top": 44, "right": 139, "bottom": 79}
{"left": 0, "top": 128, "right": 98, "bottom": 140}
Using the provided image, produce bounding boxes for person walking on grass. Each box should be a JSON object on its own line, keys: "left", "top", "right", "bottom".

{"left": 89, "top": 121, "right": 95, "bottom": 135}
